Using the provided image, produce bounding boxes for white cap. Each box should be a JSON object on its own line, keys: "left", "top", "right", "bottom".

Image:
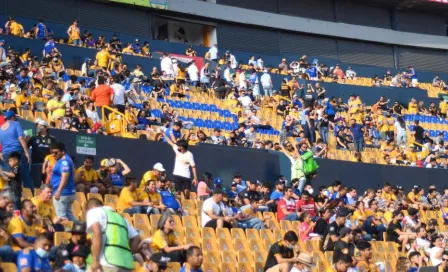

{"left": 37, "top": 119, "right": 48, "bottom": 127}
{"left": 153, "top": 163, "right": 165, "bottom": 172}
{"left": 9, "top": 84, "right": 17, "bottom": 90}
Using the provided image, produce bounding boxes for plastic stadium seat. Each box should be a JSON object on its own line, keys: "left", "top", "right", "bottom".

{"left": 246, "top": 229, "right": 260, "bottom": 240}
{"left": 255, "top": 262, "right": 265, "bottom": 272}
{"left": 72, "top": 201, "right": 82, "bottom": 220}
{"left": 167, "top": 262, "right": 181, "bottom": 272}
{"left": 213, "top": 120, "right": 223, "bottom": 129}
{"left": 223, "top": 110, "right": 231, "bottom": 117}
{"left": 195, "top": 118, "right": 205, "bottom": 127}
{"left": 173, "top": 100, "right": 183, "bottom": 108}
{"left": 182, "top": 216, "right": 198, "bottom": 228}
{"left": 234, "top": 238, "right": 250, "bottom": 251}
{"left": 76, "top": 192, "right": 87, "bottom": 208}
{"left": 54, "top": 232, "right": 72, "bottom": 246}
{"left": 150, "top": 214, "right": 161, "bottom": 232}
{"left": 183, "top": 101, "right": 192, "bottom": 109}
{"left": 201, "top": 103, "right": 210, "bottom": 111}
{"left": 260, "top": 229, "right": 275, "bottom": 244}
{"left": 231, "top": 228, "right": 246, "bottom": 240}
{"left": 87, "top": 193, "right": 103, "bottom": 202}
{"left": 104, "top": 194, "right": 118, "bottom": 209}
{"left": 216, "top": 228, "right": 231, "bottom": 240}
{"left": 204, "top": 119, "right": 213, "bottom": 128}
{"left": 221, "top": 251, "right": 237, "bottom": 264}
{"left": 0, "top": 263, "right": 17, "bottom": 271}
{"left": 192, "top": 102, "right": 201, "bottom": 110}
{"left": 223, "top": 122, "right": 232, "bottom": 130}
{"left": 22, "top": 188, "right": 33, "bottom": 200}
{"left": 204, "top": 251, "right": 221, "bottom": 264}
{"left": 202, "top": 237, "right": 218, "bottom": 251}
{"left": 151, "top": 109, "right": 162, "bottom": 118}
{"left": 219, "top": 238, "right": 235, "bottom": 251}
{"left": 249, "top": 238, "right": 265, "bottom": 252}
{"left": 209, "top": 104, "right": 218, "bottom": 112}
{"left": 186, "top": 227, "right": 201, "bottom": 240}
{"left": 202, "top": 263, "right": 220, "bottom": 272}
{"left": 238, "top": 263, "right": 253, "bottom": 272}
{"left": 254, "top": 251, "right": 267, "bottom": 263}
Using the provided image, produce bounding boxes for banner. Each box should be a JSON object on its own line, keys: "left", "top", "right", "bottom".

{"left": 109, "top": 0, "right": 168, "bottom": 9}
{"left": 158, "top": 52, "right": 205, "bottom": 72}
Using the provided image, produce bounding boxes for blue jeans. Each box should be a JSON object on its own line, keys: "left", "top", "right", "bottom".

{"left": 361, "top": 217, "right": 386, "bottom": 241}
{"left": 2, "top": 150, "right": 33, "bottom": 191}
{"left": 190, "top": 81, "right": 199, "bottom": 87}
{"left": 282, "top": 213, "right": 299, "bottom": 221}
{"left": 263, "top": 87, "right": 273, "bottom": 96}
{"left": 53, "top": 194, "right": 77, "bottom": 221}
{"left": 0, "top": 245, "right": 17, "bottom": 262}
{"left": 354, "top": 137, "right": 364, "bottom": 152}
{"left": 72, "top": 39, "right": 82, "bottom": 46}
{"left": 319, "top": 127, "right": 328, "bottom": 144}
{"left": 238, "top": 218, "right": 265, "bottom": 230}
{"left": 124, "top": 206, "right": 146, "bottom": 216}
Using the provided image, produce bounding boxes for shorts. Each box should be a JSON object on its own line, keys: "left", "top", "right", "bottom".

{"left": 174, "top": 175, "right": 191, "bottom": 192}
{"left": 177, "top": 79, "right": 186, "bottom": 84}
{"left": 204, "top": 219, "right": 233, "bottom": 229}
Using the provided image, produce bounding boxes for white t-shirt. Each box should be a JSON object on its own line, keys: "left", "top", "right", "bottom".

{"left": 201, "top": 197, "right": 225, "bottom": 227}
{"left": 430, "top": 246, "right": 443, "bottom": 266}
{"left": 208, "top": 47, "right": 218, "bottom": 59}
{"left": 111, "top": 83, "right": 125, "bottom": 105}
{"left": 86, "top": 207, "right": 138, "bottom": 268}
{"left": 244, "top": 129, "right": 256, "bottom": 142}
{"left": 188, "top": 64, "right": 199, "bottom": 81}
{"left": 239, "top": 73, "right": 247, "bottom": 90}
{"left": 172, "top": 145, "right": 195, "bottom": 178}
{"left": 238, "top": 95, "right": 252, "bottom": 107}
{"left": 224, "top": 68, "right": 231, "bottom": 82}
{"left": 161, "top": 57, "right": 174, "bottom": 75}
{"left": 260, "top": 73, "right": 272, "bottom": 88}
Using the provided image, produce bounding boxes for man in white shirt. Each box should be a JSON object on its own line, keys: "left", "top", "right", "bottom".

{"left": 244, "top": 126, "right": 257, "bottom": 145}
{"left": 390, "top": 73, "right": 402, "bottom": 87}
{"left": 111, "top": 75, "right": 126, "bottom": 113}
{"left": 86, "top": 198, "right": 140, "bottom": 271}
{"left": 160, "top": 53, "right": 174, "bottom": 78}
{"left": 187, "top": 61, "right": 199, "bottom": 88}
{"left": 224, "top": 66, "right": 232, "bottom": 84}
{"left": 260, "top": 70, "right": 273, "bottom": 97}
{"left": 239, "top": 69, "right": 248, "bottom": 90}
{"left": 430, "top": 236, "right": 446, "bottom": 266}
{"left": 163, "top": 134, "right": 197, "bottom": 199}
{"left": 345, "top": 67, "right": 357, "bottom": 80}
{"left": 229, "top": 53, "right": 237, "bottom": 69}
{"left": 238, "top": 90, "right": 252, "bottom": 108}
{"left": 208, "top": 44, "right": 218, "bottom": 61}
{"left": 201, "top": 188, "right": 233, "bottom": 229}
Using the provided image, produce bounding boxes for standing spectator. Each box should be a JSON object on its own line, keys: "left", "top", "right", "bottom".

{"left": 161, "top": 53, "right": 174, "bottom": 79}
{"left": 263, "top": 231, "right": 298, "bottom": 272}
{"left": 201, "top": 188, "right": 232, "bottom": 229}
{"left": 110, "top": 76, "right": 125, "bottom": 114}
{"left": 35, "top": 19, "right": 47, "bottom": 40}
{"left": 16, "top": 235, "right": 52, "bottom": 271}
{"left": 187, "top": 60, "right": 199, "bottom": 88}
{"left": 67, "top": 20, "right": 81, "bottom": 46}
{"left": 96, "top": 46, "right": 113, "bottom": 69}
{"left": 27, "top": 119, "right": 56, "bottom": 188}
{"left": 49, "top": 142, "right": 76, "bottom": 221}
{"left": 0, "top": 151, "right": 22, "bottom": 210}
{"left": 408, "top": 66, "right": 418, "bottom": 87}
{"left": 90, "top": 77, "right": 114, "bottom": 119}
{"left": 349, "top": 118, "right": 364, "bottom": 152}
{"left": 163, "top": 134, "right": 197, "bottom": 200}
{"left": 261, "top": 70, "right": 273, "bottom": 97}
{"left": 395, "top": 116, "right": 407, "bottom": 147}
{"left": 0, "top": 111, "right": 33, "bottom": 190}
{"left": 412, "top": 120, "right": 424, "bottom": 151}
{"left": 208, "top": 44, "right": 218, "bottom": 62}
{"left": 86, "top": 198, "right": 137, "bottom": 271}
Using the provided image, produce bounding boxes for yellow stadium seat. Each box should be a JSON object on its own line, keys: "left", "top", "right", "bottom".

{"left": 234, "top": 238, "right": 250, "bottom": 251}
{"left": 104, "top": 194, "right": 118, "bottom": 209}
{"left": 238, "top": 263, "right": 253, "bottom": 272}
{"left": 280, "top": 220, "right": 292, "bottom": 231}
{"left": 202, "top": 237, "right": 218, "bottom": 251}
{"left": 216, "top": 228, "right": 231, "bottom": 240}
{"left": 166, "top": 262, "right": 181, "bottom": 272}
{"left": 182, "top": 216, "right": 198, "bottom": 229}
{"left": 72, "top": 200, "right": 82, "bottom": 220}
{"left": 3, "top": 102, "right": 14, "bottom": 111}
{"left": 255, "top": 262, "right": 264, "bottom": 272}
{"left": 172, "top": 226, "right": 184, "bottom": 242}
{"left": 259, "top": 229, "right": 275, "bottom": 244}
{"left": 172, "top": 214, "right": 182, "bottom": 227}
{"left": 273, "top": 229, "right": 285, "bottom": 241}
{"left": 185, "top": 237, "right": 201, "bottom": 247}
{"left": 218, "top": 238, "right": 235, "bottom": 251}
{"left": 76, "top": 192, "right": 87, "bottom": 208}
{"left": 34, "top": 188, "right": 41, "bottom": 197}
{"left": 133, "top": 214, "right": 150, "bottom": 230}
{"left": 21, "top": 109, "right": 35, "bottom": 121}
{"left": 202, "top": 263, "right": 220, "bottom": 272}
{"left": 122, "top": 213, "right": 132, "bottom": 225}
{"left": 221, "top": 251, "right": 237, "bottom": 264}
{"left": 150, "top": 214, "right": 161, "bottom": 233}
{"left": 254, "top": 251, "right": 267, "bottom": 263}
{"left": 35, "top": 111, "right": 48, "bottom": 121}
{"left": 201, "top": 227, "right": 217, "bottom": 240}
{"left": 238, "top": 250, "right": 254, "bottom": 263}
{"left": 185, "top": 227, "right": 201, "bottom": 239}
{"left": 231, "top": 228, "right": 246, "bottom": 240}
{"left": 87, "top": 193, "right": 103, "bottom": 202}
{"left": 249, "top": 238, "right": 265, "bottom": 252}
{"left": 54, "top": 232, "right": 72, "bottom": 246}
{"left": 22, "top": 188, "right": 33, "bottom": 200}
{"left": 134, "top": 262, "right": 141, "bottom": 271}
{"left": 204, "top": 250, "right": 221, "bottom": 264}
{"left": 246, "top": 229, "right": 261, "bottom": 240}
{"left": 0, "top": 263, "right": 17, "bottom": 271}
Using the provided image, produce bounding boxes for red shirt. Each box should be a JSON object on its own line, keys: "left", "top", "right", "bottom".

{"left": 277, "top": 197, "right": 297, "bottom": 221}
{"left": 296, "top": 198, "right": 316, "bottom": 217}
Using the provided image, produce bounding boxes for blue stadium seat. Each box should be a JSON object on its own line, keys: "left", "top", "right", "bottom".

{"left": 151, "top": 109, "right": 161, "bottom": 118}
{"left": 223, "top": 122, "right": 232, "bottom": 131}
{"left": 166, "top": 99, "right": 174, "bottom": 107}
{"left": 205, "top": 120, "right": 213, "bottom": 129}
{"left": 183, "top": 101, "right": 192, "bottom": 109}
{"left": 164, "top": 88, "right": 170, "bottom": 96}
{"left": 173, "top": 101, "right": 183, "bottom": 108}
{"left": 218, "top": 109, "right": 224, "bottom": 116}
{"left": 201, "top": 104, "right": 210, "bottom": 112}
{"left": 195, "top": 118, "right": 205, "bottom": 127}
{"left": 223, "top": 110, "right": 231, "bottom": 118}
{"left": 209, "top": 104, "right": 218, "bottom": 112}
{"left": 213, "top": 121, "right": 223, "bottom": 129}
{"left": 192, "top": 103, "right": 201, "bottom": 110}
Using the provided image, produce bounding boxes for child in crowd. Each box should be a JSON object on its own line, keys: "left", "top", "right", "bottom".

{"left": 0, "top": 151, "right": 22, "bottom": 211}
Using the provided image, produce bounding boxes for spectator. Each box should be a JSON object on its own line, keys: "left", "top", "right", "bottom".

{"left": 139, "top": 162, "right": 165, "bottom": 192}
{"left": 430, "top": 235, "right": 446, "bottom": 266}
{"left": 322, "top": 209, "right": 347, "bottom": 251}
{"left": 437, "top": 251, "right": 448, "bottom": 271}
{"left": 180, "top": 246, "right": 203, "bottom": 272}
{"left": 239, "top": 199, "right": 267, "bottom": 230}
{"left": 151, "top": 212, "right": 191, "bottom": 263}
{"left": 105, "top": 158, "right": 131, "bottom": 194}
{"left": 408, "top": 66, "right": 418, "bottom": 87}
{"left": 16, "top": 234, "right": 52, "bottom": 271}
{"left": 333, "top": 227, "right": 354, "bottom": 263}
{"left": 75, "top": 155, "right": 104, "bottom": 195}
{"left": 110, "top": 75, "right": 126, "bottom": 114}
{"left": 345, "top": 67, "right": 357, "bottom": 80}
{"left": 297, "top": 191, "right": 316, "bottom": 217}
{"left": 208, "top": 44, "right": 218, "bottom": 62}
{"left": 386, "top": 211, "right": 411, "bottom": 253}
{"left": 159, "top": 180, "right": 181, "bottom": 214}
{"left": 277, "top": 186, "right": 299, "bottom": 221}
{"left": 61, "top": 244, "right": 90, "bottom": 272}
{"left": 0, "top": 110, "right": 32, "bottom": 190}
{"left": 139, "top": 180, "right": 165, "bottom": 214}
{"left": 356, "top": 241, "right": 376, "bottom": 271}
{"left": 95, "top": 46, "right": 113, "bottom": 69}
{"left": 0, "top": 151, "right": 22, "bottom": 210}
{"left": 90, "top": 77, "right": 114, "bottom": 119}
{"left": 333, "top": 65, "right": 346, "bottom": 83}
{"left": 290, "top": 253, "right": 315, "bottom": 272}
{"left": 211, "top": 128, "right": 226, "bottom": 145}
{"left": 201, "top": 188, "right": 232, "bottom": 229}
{"left": 187, "top": 60, "right": 199, "bottom": 88}
{"left": 7, "top": 199, "right": 41, "bottom": 251}
{"left": 263, "top": 231, "right": 298, "bottom": 272}
{"left": 49, "top": 142, "right": 76, "bottom": 221}
{"left": 85, "top": 198, "right": 136, "bottom": 271}
{"left": 298, "top": 212, "right": 315, "bottom": 241}
{"left": 117, "top": 176, "right": 152, "bottom": 216}
{"left": 54, "top": 221, "right": 88, "bottom": 270}
{"left": 32, "top": 183, "right": 65, "bottom": 232}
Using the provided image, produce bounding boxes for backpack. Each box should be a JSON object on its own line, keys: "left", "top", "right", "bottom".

{"left": 301, "top": 151, "right": 319, "bottom": 175}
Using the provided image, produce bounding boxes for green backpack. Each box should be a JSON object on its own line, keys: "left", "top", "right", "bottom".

{"left": 301, "top": 151, "right": 319, "bottom": 175}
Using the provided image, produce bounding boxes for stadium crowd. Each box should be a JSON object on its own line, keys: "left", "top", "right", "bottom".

{"left": 0, "top": 16, "right": 445, "bottom": 272}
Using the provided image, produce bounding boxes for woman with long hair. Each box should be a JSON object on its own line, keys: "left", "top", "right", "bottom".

{"left": 395, "top": 116, "right": 407, "bottom": 146}
{"left": 150, "top": 213, "right": 191, "bottom": 263}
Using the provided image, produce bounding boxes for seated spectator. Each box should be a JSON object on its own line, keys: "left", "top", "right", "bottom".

{"left": 297, "top": 191, "right": 316, "bottom": 217}
{"left": 239, "top": 199, "right": 267, "bottom": 230}
{"left": 332, "top": 227, "right": 355, "bottom": 263}
{"left": 139, "top": 180, "right": 166, "bottom": 214}
{"left": 361, "top": 199, "right": 386, "bottom": 241}
{"left": 201, "top": 188, "right": 232, "bottom": 229}
{"left": 32, "top": 184, "right": 65, "bottom": 233}
{"left": 386, "top": 211, "right": 412, "bottom": 252}
{"left": 263, "top": 231, "right": 298, "bottom": 272}
{"left": 61, "top": 244, "right": 90, "bottom": 272}
{"left": 151, "top": 213, "right": 191, "bottom": 263}
{"left": 277, "top": 186, "right": 299, "bottom": 221}
{"left": 196, "top": 173, "right": 213, "bottom": 200}
{"left": 333, "top": 64, "right": 346, "bottom": 83}
{"left": 75, "top": 155, "right": 105, "bottom": 195}
{"left": 117, "top": 176, "right": 151, "bottom": 216}
{"left": 298, "top": 212, "right": 316, "bottom": 241}
{"left": 17, "top": 234, "right": 51, "bottom": 271}
{"left": 8, "top": 199, "right": 43, "bottom": 252}
{"left": 159, "top": 180, "right": 181, "bottom": 214}
{"left": 345, "top": 67, "right": 357, "bottom": 80}
{"left": 322, "top": 209, "right": 347, "bottom": 251}
{"left": 54, "top": 221, "right": 88, "bottom": 270}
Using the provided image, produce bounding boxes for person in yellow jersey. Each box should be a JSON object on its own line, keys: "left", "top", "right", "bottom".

{"left": 139, "top": 163, "right": 165, "bottom": 192}
{"left": 381, "top": 183, "right": 397, "bottom": 204}
{"left": 408, "top": 98, "right": 418, "bottom": 114}
{"left": 46, "top": 92, "right": 65, "bottom": 120}
{"left": 75, "top": 155, "right": 106, "bottom": 195}
{"left": 67, "top": 20, "right": 81, "bottom": 46}
{"left": 355, "top": 241, "right": 380, "bottom": 272}
{"left": 439, "top": 98, "right": 447, "bottom": 118}
{"left": 96, "top": 46, "right": 113, "bottom": 69}
{"left": 139, "top": 180, "right": 166, "bottom": 215}
{"left": 7, "top": 199, "right": 43, "bottom": 252}
{"left": 32, "top": 184, "right": 66, "bottom": 232}
{"left": 9, "top": 18, "right": 24, "bottom": 37}
{"left": 325, "top": 254, "right": 351, "bottom": 272}
{"left": 117, "top": 177, "right": 152, "bottom": 216}
{"left": 386, "top": 111, "right": 395, "bottom": 139}
{"left": 123, "top": 124, "right": 138, "bottom": 139}
{"left": 376, "top": 109, "right": 388, "bottom": 140}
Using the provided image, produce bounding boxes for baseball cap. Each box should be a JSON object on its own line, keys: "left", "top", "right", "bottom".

{"left": 213, "top": 188, "right": 224, "bottom": 195}
{"left": 100, "top": 159, "right": 109, "bottom": 167}
{"left": 234, "top": 173, "right": 242, "bottom": 178}
{"left": 4, "top": 111, "right": 15, "bottom": 120}
{"left": 339, "top": 227, "right": 352, "bottom": 238}
{"left": 336, "top": 208, "right": 348, "bottom": 218}
{"left": 153, "top": 163, "right": 165, "bottom": 172}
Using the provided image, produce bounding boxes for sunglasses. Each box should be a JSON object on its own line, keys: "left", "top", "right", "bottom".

{"left": 443, "top": 258, "right": 448, "bottom": 262}
{"left": 51, "top": 151, "right": 59, "bottom": 155}
{"left": 377, "top": 191, "right": 382, "bottom": 193}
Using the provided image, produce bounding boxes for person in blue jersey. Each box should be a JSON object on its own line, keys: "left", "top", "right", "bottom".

{"left": 159, "top": 180, "right": 182, "bottom": 215}
{"left": 104, "top": 158, "right": 131, "bottom": 195}
{"left": 407, "top": 66, "right": 418, "bottom": 88}
{"left": 42, "top": 36, "right": 61, "bottom": 58}
{"left": 34, "top": 19, "right": 47, "bottom": 40}
{"left": 179, "top": 246, "right": 203, "bottom": 272}
{"left": 17, "top": 234, "right": 52, "bottom": 272}
{"left": 0, "top": 110, "right": 33, "bottom": 191}
{"left": 49, "top": 142, "right": 76, "bottom": 221}
{"left": 306, "top": 63, "right": 320, "bottom": 81}
{"left": 165, "top": 121, "right": 182, "bottom": 143}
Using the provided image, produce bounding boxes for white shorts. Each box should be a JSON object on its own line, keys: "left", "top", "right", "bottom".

{"left": 310, "top": 77, "right": 318, "bottom": 81}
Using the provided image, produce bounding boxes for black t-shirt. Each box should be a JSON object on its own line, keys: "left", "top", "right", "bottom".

{"left": 303, "top": 93, "right": 315, "bottom": 108}
{"left": 280, "top": 84, "right": 291, "bottom": 97}
{"left": 54, "top": 239, "right": 76, "bottom": 269}
{"left": 393, "top": 105, "right": 404, "bottom": 115}
{"left": 239, "top": 188, "right": 262, "bottom": 203}
{"left": 314, "top": 217, "right": 328, "bottom": 236}
{"left": 386, "top": 221, "right": 402, "bottom": 242}
{"left": 316, "top": 87, "right": 325, "bottom": 99}
{"left": 109, "top": 39, "right": 122, "bottom": 50}
{"left": 413, "top": 125, "right": 424, "bottom": 142}
{"left": 333, "top": 240, "right": 355, "bottom": 263}
{"left": 9, "top": 166, "right": 22, "bottom": 195}
{"left": 276, "top": 104, "right": 286, "bottom": 116}
{"left": 27, "top": 134, "right": 56, "bottom": 163}
{"left": 264, "top": 241, "right": 294, "bottom": 271}
{"left": 75, "top": 122, "right": 90, "bottom": 133}
{"left": 323, "top": 221, "right": 342, "bottom": 251}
